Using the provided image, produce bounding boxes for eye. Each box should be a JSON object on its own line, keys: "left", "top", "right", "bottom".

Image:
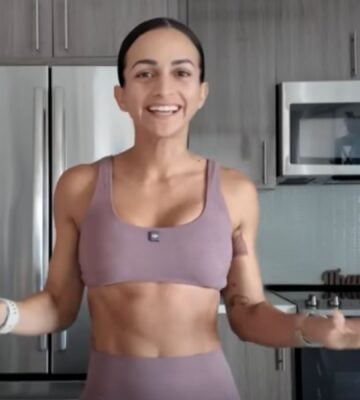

{"left": 175, "top": 69, "right": 192, "bottom": 78}
{"left": 135, "top": 70, "right": 154, "bottom": 79}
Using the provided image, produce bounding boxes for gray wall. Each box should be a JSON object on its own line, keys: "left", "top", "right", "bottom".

{"left": 257, "top": 185, "right": 360, "bottom": 284}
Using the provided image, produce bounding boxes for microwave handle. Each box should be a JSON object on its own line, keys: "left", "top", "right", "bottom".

{"left": 262, "top": 139, "right": 268, "bottom": 186}
{"left": 350, "top": 31, "right": 357, "bottom": 78}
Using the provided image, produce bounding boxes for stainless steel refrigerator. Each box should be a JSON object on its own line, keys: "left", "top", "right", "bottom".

{"left": 0, "top": 66, "right": 134, "bottom": 399}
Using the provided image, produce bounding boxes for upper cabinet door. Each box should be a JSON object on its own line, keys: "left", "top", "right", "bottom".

{"left": 188, "top": 0, "right": 277, "bottom": 188}
{"left": 276, "top": 0, "right": 353, "bottom": 81}
{"left": 349, "top": 0, "right": 360, "bottom": 80}
{"left": 0, "top": 0, "right": 52, "bottom": 59}
{"left": 53, "top": 0, "right": 185, "bottom": 58}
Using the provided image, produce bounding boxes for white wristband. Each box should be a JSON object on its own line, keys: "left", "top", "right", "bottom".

{"left": 295, "top": 312, "right": 328, "bottom": 347}
{"left": 0, "top": 299, "right": 20, "bottom": 334}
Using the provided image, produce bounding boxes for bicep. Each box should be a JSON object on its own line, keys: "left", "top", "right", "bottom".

{"left": 221, "top": 180, "right": 265, "bottom": 311}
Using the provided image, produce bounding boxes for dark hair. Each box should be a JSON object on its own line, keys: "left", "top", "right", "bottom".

{"left": 117, "top": 17, "right": 205, "bottom": 87}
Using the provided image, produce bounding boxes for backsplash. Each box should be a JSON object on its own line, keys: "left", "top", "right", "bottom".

{"left": 257, "top": 185, "right": 360, "bottom": 284}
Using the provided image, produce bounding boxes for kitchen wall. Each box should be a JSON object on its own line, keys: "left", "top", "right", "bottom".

{"left": 257, "top": 185, "right": 360, "bottom": 284}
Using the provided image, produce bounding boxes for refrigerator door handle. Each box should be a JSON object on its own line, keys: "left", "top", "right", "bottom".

{"left": 53, "top": 87, "right": 68, "bottom": 352}
{"left": 33, "top": 88, "right": 49, "bottom": 352}
{"left": 53, "top": 87, "right": 66, "bottom": 192}
{"left": 58, "top": 330, "right": 68, "bottom": 351}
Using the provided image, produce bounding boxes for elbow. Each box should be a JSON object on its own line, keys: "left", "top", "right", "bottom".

{"left": 227, "top": 301, "right": 267, "bottom": 342}
{"left": 45, "top": 291, "right": 81, "bottom": 332}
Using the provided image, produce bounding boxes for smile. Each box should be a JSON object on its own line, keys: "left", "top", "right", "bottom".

{"left": 146, "top": 104, "right": 181, "bottom": 115}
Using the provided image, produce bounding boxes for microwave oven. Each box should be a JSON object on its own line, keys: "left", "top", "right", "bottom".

{"left": 278, "top": 81, "right": 360, "bottom": 184}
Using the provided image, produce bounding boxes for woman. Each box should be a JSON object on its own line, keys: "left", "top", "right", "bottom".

{"left": 1, "top": 17, "right": 360, "bottom": 400}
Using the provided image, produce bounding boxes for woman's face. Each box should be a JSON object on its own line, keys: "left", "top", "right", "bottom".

{"left": 114, "top": 28, "right": 208, "bottom": 140}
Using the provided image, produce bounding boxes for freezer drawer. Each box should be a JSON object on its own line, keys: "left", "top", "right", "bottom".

{"left": 0, "top": 380, "right": 84, "bottom": 399}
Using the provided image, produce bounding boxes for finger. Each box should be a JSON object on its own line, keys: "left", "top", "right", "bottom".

{"left": 330, "top": 309, "right": 346, "bottom": 327}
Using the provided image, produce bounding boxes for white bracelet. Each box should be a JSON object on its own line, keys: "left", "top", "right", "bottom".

{"left": 0, "top": 298, "right": 20, "bottom": 334}
{"left": 295, "top": 312, "right": 328, "bottom": 347}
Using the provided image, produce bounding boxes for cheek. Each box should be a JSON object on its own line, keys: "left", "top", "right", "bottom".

{"left": 184, "top": 87, "right": 204, "bottom": 110}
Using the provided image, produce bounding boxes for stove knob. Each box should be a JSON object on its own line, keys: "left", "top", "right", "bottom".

{"left": 328, "top": 295, "right": 341, "bottom": 308}
{"left": 305, "top": 294, "right": 318, "bottom": 308}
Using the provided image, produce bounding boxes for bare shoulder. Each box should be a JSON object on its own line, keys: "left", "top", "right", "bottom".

{"left": 55, "top": 161, "right": 97, "bottom": 194}
{"left": 219, "top": 165, "right": 257, "bottom": 199}
{"left": 217, "top": 165, "right": 259, "bottom": 231}
{"left": 54, "top": 160, "right": 100, "bottom": 229}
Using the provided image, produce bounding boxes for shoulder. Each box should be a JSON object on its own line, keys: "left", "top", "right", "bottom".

{"left": 53, "top": 158, "right": 105, "bottom": 228}
{"left": 55, "top": 159, "right": 100, "bottom": 196}
{"left": 218, "top": 164, "right": 258, "bottom": 204}
{"left": 216, "top": 163, "right": 259, "bottom": 231}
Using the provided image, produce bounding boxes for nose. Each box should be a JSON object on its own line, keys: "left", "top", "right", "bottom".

{"left": 152, "top": 74, "right": 175, "bottom": 97}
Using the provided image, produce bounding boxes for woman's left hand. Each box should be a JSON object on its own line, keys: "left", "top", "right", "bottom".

{"left": 322, "top": 310, "right": 360, "bottom": 350}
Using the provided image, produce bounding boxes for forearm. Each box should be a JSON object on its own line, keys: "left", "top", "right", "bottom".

{"left": 0, "top": 290, "right": 71, "bottom": 336}
{"left": 228, "top": 301, "right": 328, "bottom": 348}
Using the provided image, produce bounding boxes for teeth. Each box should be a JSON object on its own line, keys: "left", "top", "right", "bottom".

{"left": 148, "top": 105, "right": 180, "bottom": 112}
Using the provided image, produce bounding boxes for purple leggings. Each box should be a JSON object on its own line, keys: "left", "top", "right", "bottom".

{"left": 80, "top": 348, "right": 241, "bottom": 400}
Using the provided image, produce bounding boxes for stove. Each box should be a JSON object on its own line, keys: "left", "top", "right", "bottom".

{"left": 273, "top": 289, "right": 360, "bottom": 400}
{"left": 273, "top": 290, "right": 360, "bottom": 317}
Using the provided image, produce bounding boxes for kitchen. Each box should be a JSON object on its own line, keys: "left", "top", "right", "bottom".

{"left": 0, "top": 0, "right": 360, "bottom": 399}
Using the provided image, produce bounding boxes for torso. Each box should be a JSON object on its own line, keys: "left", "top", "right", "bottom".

{"left": 71, "top": 152, "right": 246, "bottom": 357}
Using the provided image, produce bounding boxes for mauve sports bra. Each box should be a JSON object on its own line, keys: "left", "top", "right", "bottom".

{"left": 78, "top": 156, "right": 246, "bottom": 291}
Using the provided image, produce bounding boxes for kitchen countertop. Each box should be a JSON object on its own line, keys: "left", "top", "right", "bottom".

{"left": 218, "top": 290, "right": 296, "bottom": 314}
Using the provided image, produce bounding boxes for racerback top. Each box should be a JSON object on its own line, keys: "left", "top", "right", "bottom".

{"left": 78, "top": 156, "right": 246, "bottom": 291}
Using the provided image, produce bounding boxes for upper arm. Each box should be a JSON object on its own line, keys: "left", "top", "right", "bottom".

{"left": 44, "top": 166, "right": 89, "bottom": 325}
{"left": 221, "top": 177, "right": 266, "bottom": 321}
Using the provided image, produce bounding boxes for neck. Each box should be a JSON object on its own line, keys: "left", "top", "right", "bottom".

{"left": 115, "top": 145, "right": 202, "bottom": 182}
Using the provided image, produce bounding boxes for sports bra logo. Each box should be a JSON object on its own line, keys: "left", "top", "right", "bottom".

{"left": 148, "top": 231, "right": 160, "bottom": 242}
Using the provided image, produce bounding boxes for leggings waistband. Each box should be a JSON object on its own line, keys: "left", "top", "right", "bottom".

{"left": 80, "top": 348, "right": 241, "bottom": 400}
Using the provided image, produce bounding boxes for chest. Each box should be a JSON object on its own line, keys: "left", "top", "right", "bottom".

{"left": 111, "top": 174, "right": 207, "bottom": 228}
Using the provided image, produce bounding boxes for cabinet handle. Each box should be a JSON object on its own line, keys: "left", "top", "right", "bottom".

{"left": 350, "top": 31, "right": 357, "bottom": 78}
{"left": 275, "top": 348, "right": 285, "bottom": 371}
{"left": 64, "top": 0, "right": 69, "bottom": 51}
{"left": 35, "top": 0, "right": 40, "bottom": 51}
{"left": 262, "top": 139, "right": 268, "bottom": 185}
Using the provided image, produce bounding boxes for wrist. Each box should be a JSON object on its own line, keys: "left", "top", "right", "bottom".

{"left": 0, "top": 299, "right": 20, "bottom": 334}
{"left": 295, "top": 312, "right": 328, "bottom": 347}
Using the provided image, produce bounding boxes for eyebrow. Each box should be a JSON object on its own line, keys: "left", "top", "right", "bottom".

{"left": 130, "top": 58, "right": 196, "bottom": 69}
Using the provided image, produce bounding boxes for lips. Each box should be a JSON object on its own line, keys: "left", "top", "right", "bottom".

{"left": 146, "top": 104, "right": 181, "bottom": 115}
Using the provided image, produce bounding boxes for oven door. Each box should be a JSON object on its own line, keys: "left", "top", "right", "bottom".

{"left": 300, "top": 347, "right": 360, "bottom": 400}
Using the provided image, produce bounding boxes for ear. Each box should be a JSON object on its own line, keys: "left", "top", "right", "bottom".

{"left": 114, "top": 85, "right": 129, "bottom": 112}
{"left": 198, "top": 81, "right": 209, "bottom": 110}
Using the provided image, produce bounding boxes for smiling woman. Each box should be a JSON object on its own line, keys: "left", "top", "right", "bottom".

{"left": 2, "top": 14, "right": 360, "bottom": 400}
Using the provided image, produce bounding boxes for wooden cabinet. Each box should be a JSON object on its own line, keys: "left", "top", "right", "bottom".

{"left": 187, "top": 0, "right": 277, "bottom": 188}
{"left": 0, "top": 0, "right": 52, "bottom": 59}
{"left": 52, "top": 0, "right": 185, "bottom": 58}
{"left": 276, "top": 0, "right": 355, "bottom": 81}
{"left": 349, "top": 0, "right": 360, "bottom": 79}
{"left": 218, "top": 314, "right": 294, "bottom": 400}
{"left": 0, "top": 0, "right": 185, "bottom": 61}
